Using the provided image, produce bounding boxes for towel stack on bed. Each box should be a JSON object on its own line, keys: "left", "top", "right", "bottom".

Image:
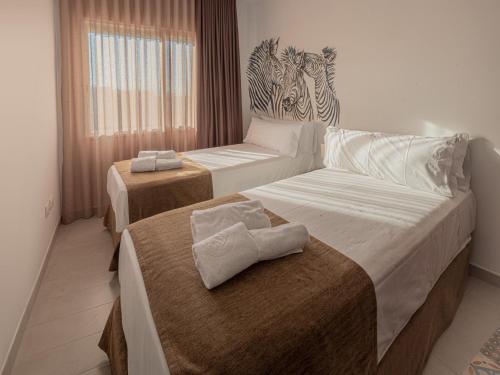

{"left": 130, "top": 150, "right": 184, "bottom": 172}
{"left": 190, "top": 200, "right": 310, "bottom": 289}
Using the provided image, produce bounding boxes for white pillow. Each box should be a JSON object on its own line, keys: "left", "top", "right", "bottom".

{"left": 376, "top": 134, "right": 456, "bottom": 197}
{"left": 450, "top": 133, "right": 470, "bottom": 192}
{"left": 458, "top": 148, "right": 472, "bottom": 192}
{"left": 244, "top": 117, "right": 303, "bottom": 157}
{"left": 323, "top": 127, "right": 372, "bottom": 174}
{"left": 324, "top": 127, "right": 459, "bottom": 197}
{"left": 257, "top": 116, "right": 317, "bottom": 155}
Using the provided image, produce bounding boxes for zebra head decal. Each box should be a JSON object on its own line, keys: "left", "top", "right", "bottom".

{"left": 247, "top": 39, "right": 340, "bottom": 126}
{"left": 246, "top": 38, "right": 284, "bottom": 117}
{"left": 301, "top": 48, "right": 340, "bottom": 126}
{"left": 281, "top": 47, "right": 313, "bottom": 121}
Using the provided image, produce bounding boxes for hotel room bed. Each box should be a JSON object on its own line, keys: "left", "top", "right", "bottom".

{"left": 110, "top": 167, "right": 475, "bottom": 374}
{"left": 107, "top": 143, "right": 318, "bottom": 234}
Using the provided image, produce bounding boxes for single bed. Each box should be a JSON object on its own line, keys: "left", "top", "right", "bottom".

{"left": 113, "top": 167, "right": 476, "bottom": 374}
{"left": 107, "top": 143, "right": 319, "bottom": 233}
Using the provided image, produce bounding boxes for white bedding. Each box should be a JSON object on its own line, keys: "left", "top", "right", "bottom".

{"left": 118, "top": 168, "right": 476, "bottom": 374}
{"left": 107, "top": 143, "right": 317, "bottom": 232}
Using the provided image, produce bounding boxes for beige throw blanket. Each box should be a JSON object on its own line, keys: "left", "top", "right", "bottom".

{"left": 114, "top": 154, "right": 213, "bottom": 224}
{"left": 105, "top": 154, "right": 213, "bottom": 270}
{"left": 111, "top": 194, "right": 377, "bottom": 374}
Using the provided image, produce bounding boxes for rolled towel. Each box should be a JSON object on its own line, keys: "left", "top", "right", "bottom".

{"left": 156, "top": 158, "right": 183, "bottom": 171}
{"left": 250, "top": 222, "right": 309, "bottom": 261}
{"left": 130, "top": 156, "right": 156, "bottom": 173}
{"left": 138, "top": 150, "right": 176, "bottom": 159}
{"left": 192, "top": 222, "right": 309, "bottom": 289}
{"left": 157, "top": 150, "right": 176, "bottom": 159}
{"left": 193, "top": 222, "right": 259, "bottom": 289}
{"left": 191, "top": 200, "right": 271, "bottom": 243}
{"left": 138, "top": 150, "right": 158, "bottom": 158}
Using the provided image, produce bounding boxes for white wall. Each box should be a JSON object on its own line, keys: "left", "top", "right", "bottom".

{"left": 237, "top": 0, "right": 500, "bottom": 274}
{"left": 0, "top": 0, "right": 60, "bottom": 371}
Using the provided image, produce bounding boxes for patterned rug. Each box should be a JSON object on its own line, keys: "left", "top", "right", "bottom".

{"left": 464, "top": 328, "right": 500, "bottom": 374}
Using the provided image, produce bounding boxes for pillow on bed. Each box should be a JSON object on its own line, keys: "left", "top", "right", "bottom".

{"left": 324, "top": 127, "right": 462, "bottom": 197}
{"left": 244, "top": 117, "right": 304, "bottom": 157}
{"left": 258, "top": 116, "right": 317, "bottom": 155}
{"left": 457, "top": 147, "right": 472, "bottom": 192}
{"left": 370, "top": 132, "right": 456, "bottom": 197}
{"left": 450, "top": 133, "right": 470, "bottom": 192}
{"left": 323, "top": 127, "right": 372, "bottom": 174}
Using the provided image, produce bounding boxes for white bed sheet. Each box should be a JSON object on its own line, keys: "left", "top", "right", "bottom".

{"left": 118, "top": 168, "right": 476, "bottom": 374}
{"left": 107, "top": 143, "right": 317, "bottom": 232}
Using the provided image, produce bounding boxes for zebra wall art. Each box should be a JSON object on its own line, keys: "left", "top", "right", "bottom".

{"left": 247, "top": 38, "right": 284, "bottom": 118}
{"left": 246, "top": 38, "right": 340, "bottom": 126}
{"left": 281, "top": 46, "right": 314, "bottom": 122}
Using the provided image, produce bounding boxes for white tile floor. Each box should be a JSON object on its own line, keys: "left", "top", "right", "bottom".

{"left": 9, "top": 218, "right": 500, "bottom": 375}
{"left": 11, "top": 219, "right": 117, "bottom": 375}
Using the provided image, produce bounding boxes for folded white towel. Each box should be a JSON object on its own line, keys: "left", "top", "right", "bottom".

{"left": 157, "top": 150, "right": 176, "bottom": 159}
{"left": 190, "top": 200, "right": 271, "bottom": 244}
{"left": 193, "top": 222, "right": 259, "bottom": 289}
{"left": 156, "top": 158, "right": 183, "bottom": 171}
{"left": 138, "top": 150, "right": 158, "bottom": 158}
{"left": 251, "top": 222, "right": 309, "bottom": 261}
{"left": 130, "top": 157, "right": 156, "bottom": 173}
{"left": 192, "top": 222, "right": 309, "bottom": 289}
{"left": 138, "top": 150, "right": 176, "bottom": 159}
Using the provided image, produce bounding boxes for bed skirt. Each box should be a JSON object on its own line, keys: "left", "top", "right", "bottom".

{"left": 377, "top": 244, "right": 471, "bottom": 374}
{"left": 103, "top": 206, "right": 121, "bottom": 271}
{"left": 99, "top": 245, "right": 471, "bottom": 375}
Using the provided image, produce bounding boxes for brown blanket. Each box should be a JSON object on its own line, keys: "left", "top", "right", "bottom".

{"left": 116, "top": 193, "right": 377, "bottom": 374}
{"left": 114, "top": 155, "right": 213, "bottom": 225}
{"left": 105, "top": 155, "right": 213, "bottom": 270}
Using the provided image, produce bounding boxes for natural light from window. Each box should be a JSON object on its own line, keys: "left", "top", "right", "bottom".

{"left": 87, "top": 30, "right": 194, "bottom": 136}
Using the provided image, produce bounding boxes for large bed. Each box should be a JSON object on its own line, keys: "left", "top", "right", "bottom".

{"left": 107, "top": 143, "right": 319, "bottom": 233}
{"left": 112, "top": 167, "right": 476, "bottom": 374}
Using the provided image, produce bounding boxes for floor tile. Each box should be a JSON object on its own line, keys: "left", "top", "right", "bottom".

{"left": 28, "top": 277, "right": 118, "bottom": 326}
{"left": 422, "top": 353, "right": 457, "bottom": 375}
{"left": 53, "top": 218, "right": 108, "bottom": 247}
{"left": 463, "top": 276, "right": 477, "bottom": 296}
{"left": 467, "top": 276, "right": 500, "bottom": 310}
{"left": 431, "top": 282, "right": 500, "bottom": 374}
{"left": 44, "top": 235, "right": 114, "bottom": 282}
{"left": 12, "top": 333, "right": 107, "bottom": 375}
{"left": 36, "top": 268, "right": 116, "bottom": 301}
{"left": 43, "top": 249, "right": 114, "bottom": 283}
{"left": 16, "top": 303, "right": 113, "bottom": 361}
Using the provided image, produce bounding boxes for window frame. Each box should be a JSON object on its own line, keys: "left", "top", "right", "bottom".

{"left": 84, "top": 20, "right": 196, "bottom": 137}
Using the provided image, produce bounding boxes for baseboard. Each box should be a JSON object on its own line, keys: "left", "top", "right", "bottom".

{"left": 469, "top": 263, "right": 500, "bottom": 288}
{"left": 0, "top": 223, "right": 60, "bottom": 375}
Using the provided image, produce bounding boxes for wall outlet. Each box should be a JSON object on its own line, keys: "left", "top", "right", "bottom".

{"left": 45, "top": 195, "right": 54, "bottom": 218}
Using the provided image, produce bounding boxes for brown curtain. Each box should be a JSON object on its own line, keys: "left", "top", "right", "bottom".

{"left": 60, "top": 0, "right": 197, "bottom": 224}
{"left": 196, "top": 0, "right": 243, "bottom": 148}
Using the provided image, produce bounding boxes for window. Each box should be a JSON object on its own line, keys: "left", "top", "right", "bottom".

{"left": 87, "top": 25, "right": 195, "bottom": 136}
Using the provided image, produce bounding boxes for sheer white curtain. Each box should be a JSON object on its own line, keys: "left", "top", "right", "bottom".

{"left": 87, "top": 23, "right": 196, "bottom": 136}
{"left": 60, "top": 0, "right": 196, "bottom": 223}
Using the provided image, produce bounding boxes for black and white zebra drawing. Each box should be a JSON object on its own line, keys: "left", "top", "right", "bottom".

{"left": 302, "top": 47, "right": 340, "bottom": 126}
{"left": 281, "top": 47, "right": 314, "bottom": 122}
{"left": 246, "top": 38, "right": 284, "bottom": 118}
{"left": 247, "top": 38, "right": 340, "bottom": 126}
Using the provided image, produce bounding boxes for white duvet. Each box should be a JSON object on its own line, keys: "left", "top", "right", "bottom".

{"left": 118, "top": 168, "right": 476, "bottom": 374}
{"left": 107, "top": 143, "right": 318, "bottom": 232}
